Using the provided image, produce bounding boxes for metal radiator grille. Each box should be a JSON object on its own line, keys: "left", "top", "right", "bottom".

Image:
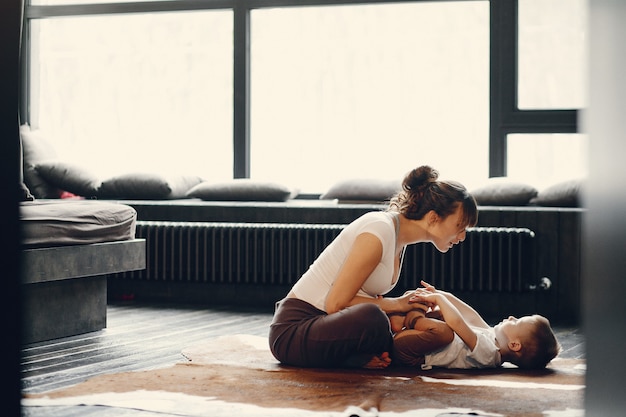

{"left": 400, "top": 227, "right": 535, "bottom": 293}
{"left": 113, "top": 222, "right": 535, "bottom": 293}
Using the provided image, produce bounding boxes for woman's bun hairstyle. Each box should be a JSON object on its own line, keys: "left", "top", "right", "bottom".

{"left": 390, "top": 165, "right": 477, "bottom": 227}
{"left": 402, "top": 165, "right": 439, "bottom": 198}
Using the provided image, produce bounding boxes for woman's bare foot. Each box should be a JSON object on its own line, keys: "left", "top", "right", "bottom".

{"left": 362, "top": 351, "right": 391, "bottom": 369}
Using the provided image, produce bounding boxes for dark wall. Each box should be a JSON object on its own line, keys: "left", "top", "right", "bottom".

{"left": 0, "top": 0, "right": 23, "bottom": 415}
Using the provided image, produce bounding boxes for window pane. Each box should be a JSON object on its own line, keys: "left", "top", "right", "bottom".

{"left": 251, "top": 2, "right": 489, "bottom": 193}
{"left": 507, "top": 134, "right": 588, "bottom": 189}
{"left": 518, "top": 0, "right": 588, "bottom": 110}
{"left": 30, "top": 11, "right": 233, "bottom": 179}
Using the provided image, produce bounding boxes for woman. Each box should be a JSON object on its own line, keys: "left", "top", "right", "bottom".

{"left": 268, "top": 165, "right": 478, "bottom": 369}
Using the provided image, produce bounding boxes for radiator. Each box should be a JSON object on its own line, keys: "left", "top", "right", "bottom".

{"left": 113, "top": 221, "right": 536, "bottom": 293}
{"left": 400, "top": 227, "right": 536, "bottom": 293}
{"left": 115, "top": 221, "right": 344, "bottom": 286}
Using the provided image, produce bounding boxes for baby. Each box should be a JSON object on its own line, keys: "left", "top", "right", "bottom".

{"left": 391, "top": 281, "right": 561, "bottom": 370}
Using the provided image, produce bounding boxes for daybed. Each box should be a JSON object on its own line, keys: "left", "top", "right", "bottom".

{"left": 20, "top": 199, "right": 146, "bottom": 344}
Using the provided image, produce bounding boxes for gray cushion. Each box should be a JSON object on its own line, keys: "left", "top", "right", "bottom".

{"left": 99, "top": 172, "right": 203, "bottom": 200}
{"left": 20, "top": 182, "right": 35, "bottom": 201}
{"left": 319, "top": 178, "right": 402, "bottom": 202}
{"left": 471, "top": 177, "right": 538, "bottom": 206}
{"left": 186, "top": 179, "right": 297, "bottom": 202}
{"left": 36, "top": 160, "right": 101, "bottom": 198}
{"left": 20, "top": 199, "right": 137, "bottom": 247}
{"left": 20, "top": 125, "right": 62, "bottom": 199}
{"left": 530, "top": 179, "right": 583, "bottom": 207}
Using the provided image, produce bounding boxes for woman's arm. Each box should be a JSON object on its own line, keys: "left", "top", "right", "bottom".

{"left": 324, "top": 232, "right": 381, "bottom": 314}
{"left": 324, "top": 233, "right": 426, "bottom": 315}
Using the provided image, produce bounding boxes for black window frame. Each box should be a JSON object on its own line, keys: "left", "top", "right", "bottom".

{"left": 20, "top": 0, "right": 579, "bottom": 181}
{"left": 489, "top": 0, "right": 579, "bottom": 177}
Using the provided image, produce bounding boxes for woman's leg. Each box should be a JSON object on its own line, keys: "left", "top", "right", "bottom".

{"left": 392, "top": 316, "right": 454, "bottom": 367}
{"left": 269, "top": 298, "right": 393, "bottom": 368}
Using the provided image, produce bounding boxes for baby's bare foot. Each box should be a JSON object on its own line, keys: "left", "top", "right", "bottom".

{"left": 362, "top": 352, "right": 391, "bottom": 369}
{"left": 389, "top": 314, "right": 406, "bottom": 333}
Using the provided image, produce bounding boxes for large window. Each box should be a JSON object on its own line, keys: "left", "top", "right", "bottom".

{"left": 251, "top": 3, "right": 488, "bottom": 192}
{"left": 507, "top": 0, "right": 588, "bottom": 188}
{"left": 22, "top": 0, "right": 587, "bottom": 195}
{"left": 28, "top": 10, "right": 233, "bottom": 180}
{"left": 508, "top": 133, "right": 588, "bottom": 189}
{"left": 518, "top": 0, "right": 587, "bottom": 110}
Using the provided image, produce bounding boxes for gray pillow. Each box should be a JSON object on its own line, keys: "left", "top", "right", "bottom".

{"left": 20, "top": 125, "right": 62, "bottom": 199}
{"left": 23, "top": 166, "right": 61, "bottom": 199}
{"left": 20, "top": 182, "right": 35, "bottom": 201}
{"left": 99, "top": 172, "right": 203, "bottom": 199}
{"left": 319, "top": 178, "right": 402, "bottom": 202}
{"left": 186, "top": 179, "right": 297, "bottom": 202}
{"left": 471, "top": 177, "right": 538, "bottom": 206}
{"left": 530, "top": 179, "right": 583, "bottom": 207}
{"left": 36, "top": 160, "right": 101, "bottom": 198}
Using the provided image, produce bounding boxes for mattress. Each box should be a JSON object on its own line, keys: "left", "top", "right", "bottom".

{"left": 20, "top": 199, "right": 137, "bottom": 247}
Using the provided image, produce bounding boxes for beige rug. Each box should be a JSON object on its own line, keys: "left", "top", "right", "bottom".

{"left": 23, "top": 334, "right": 585, "bottom": 417}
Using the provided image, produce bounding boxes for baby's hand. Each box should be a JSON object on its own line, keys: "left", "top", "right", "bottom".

{"left": 420, "top": 280, "right": 437, "bottom": 293}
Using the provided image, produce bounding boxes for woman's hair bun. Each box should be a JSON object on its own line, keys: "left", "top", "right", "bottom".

{"left": 403, "top": 165, "right": 439, "bottom": 192}
{"left": 390, "top": 164, "right": 477, "bottom": 227}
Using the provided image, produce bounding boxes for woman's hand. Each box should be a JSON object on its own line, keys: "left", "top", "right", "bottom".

{"left": 390, "top": 282, "right": 439, "bottom": 314}
{"left": 393, "top": 291, "right": 431, "bottom": 314}
{"left": 409, "top": 291, "right": 443, "bottom": 307}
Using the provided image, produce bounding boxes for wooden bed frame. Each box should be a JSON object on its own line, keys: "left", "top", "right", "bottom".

{"left": 21, "top": 239, "right": 146, "bottom": 344}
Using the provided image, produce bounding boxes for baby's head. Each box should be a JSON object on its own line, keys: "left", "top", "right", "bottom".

{"left": 495, "top": 314, "right": 562, "bottom": 369}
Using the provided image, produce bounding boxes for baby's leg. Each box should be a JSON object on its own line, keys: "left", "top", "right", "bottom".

{"left": 389, "top": 308, "right": 430, "bottom": 334}
{"left": 392, "top": 317, "right": 454, "bottom": 367}
{"left": 403, "top": 309, "right": 426, "bottom": 329}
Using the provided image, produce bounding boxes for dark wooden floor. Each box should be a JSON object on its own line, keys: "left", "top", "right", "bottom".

{"left": 21, "top": 301, "right": 585, "bottom": 416}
